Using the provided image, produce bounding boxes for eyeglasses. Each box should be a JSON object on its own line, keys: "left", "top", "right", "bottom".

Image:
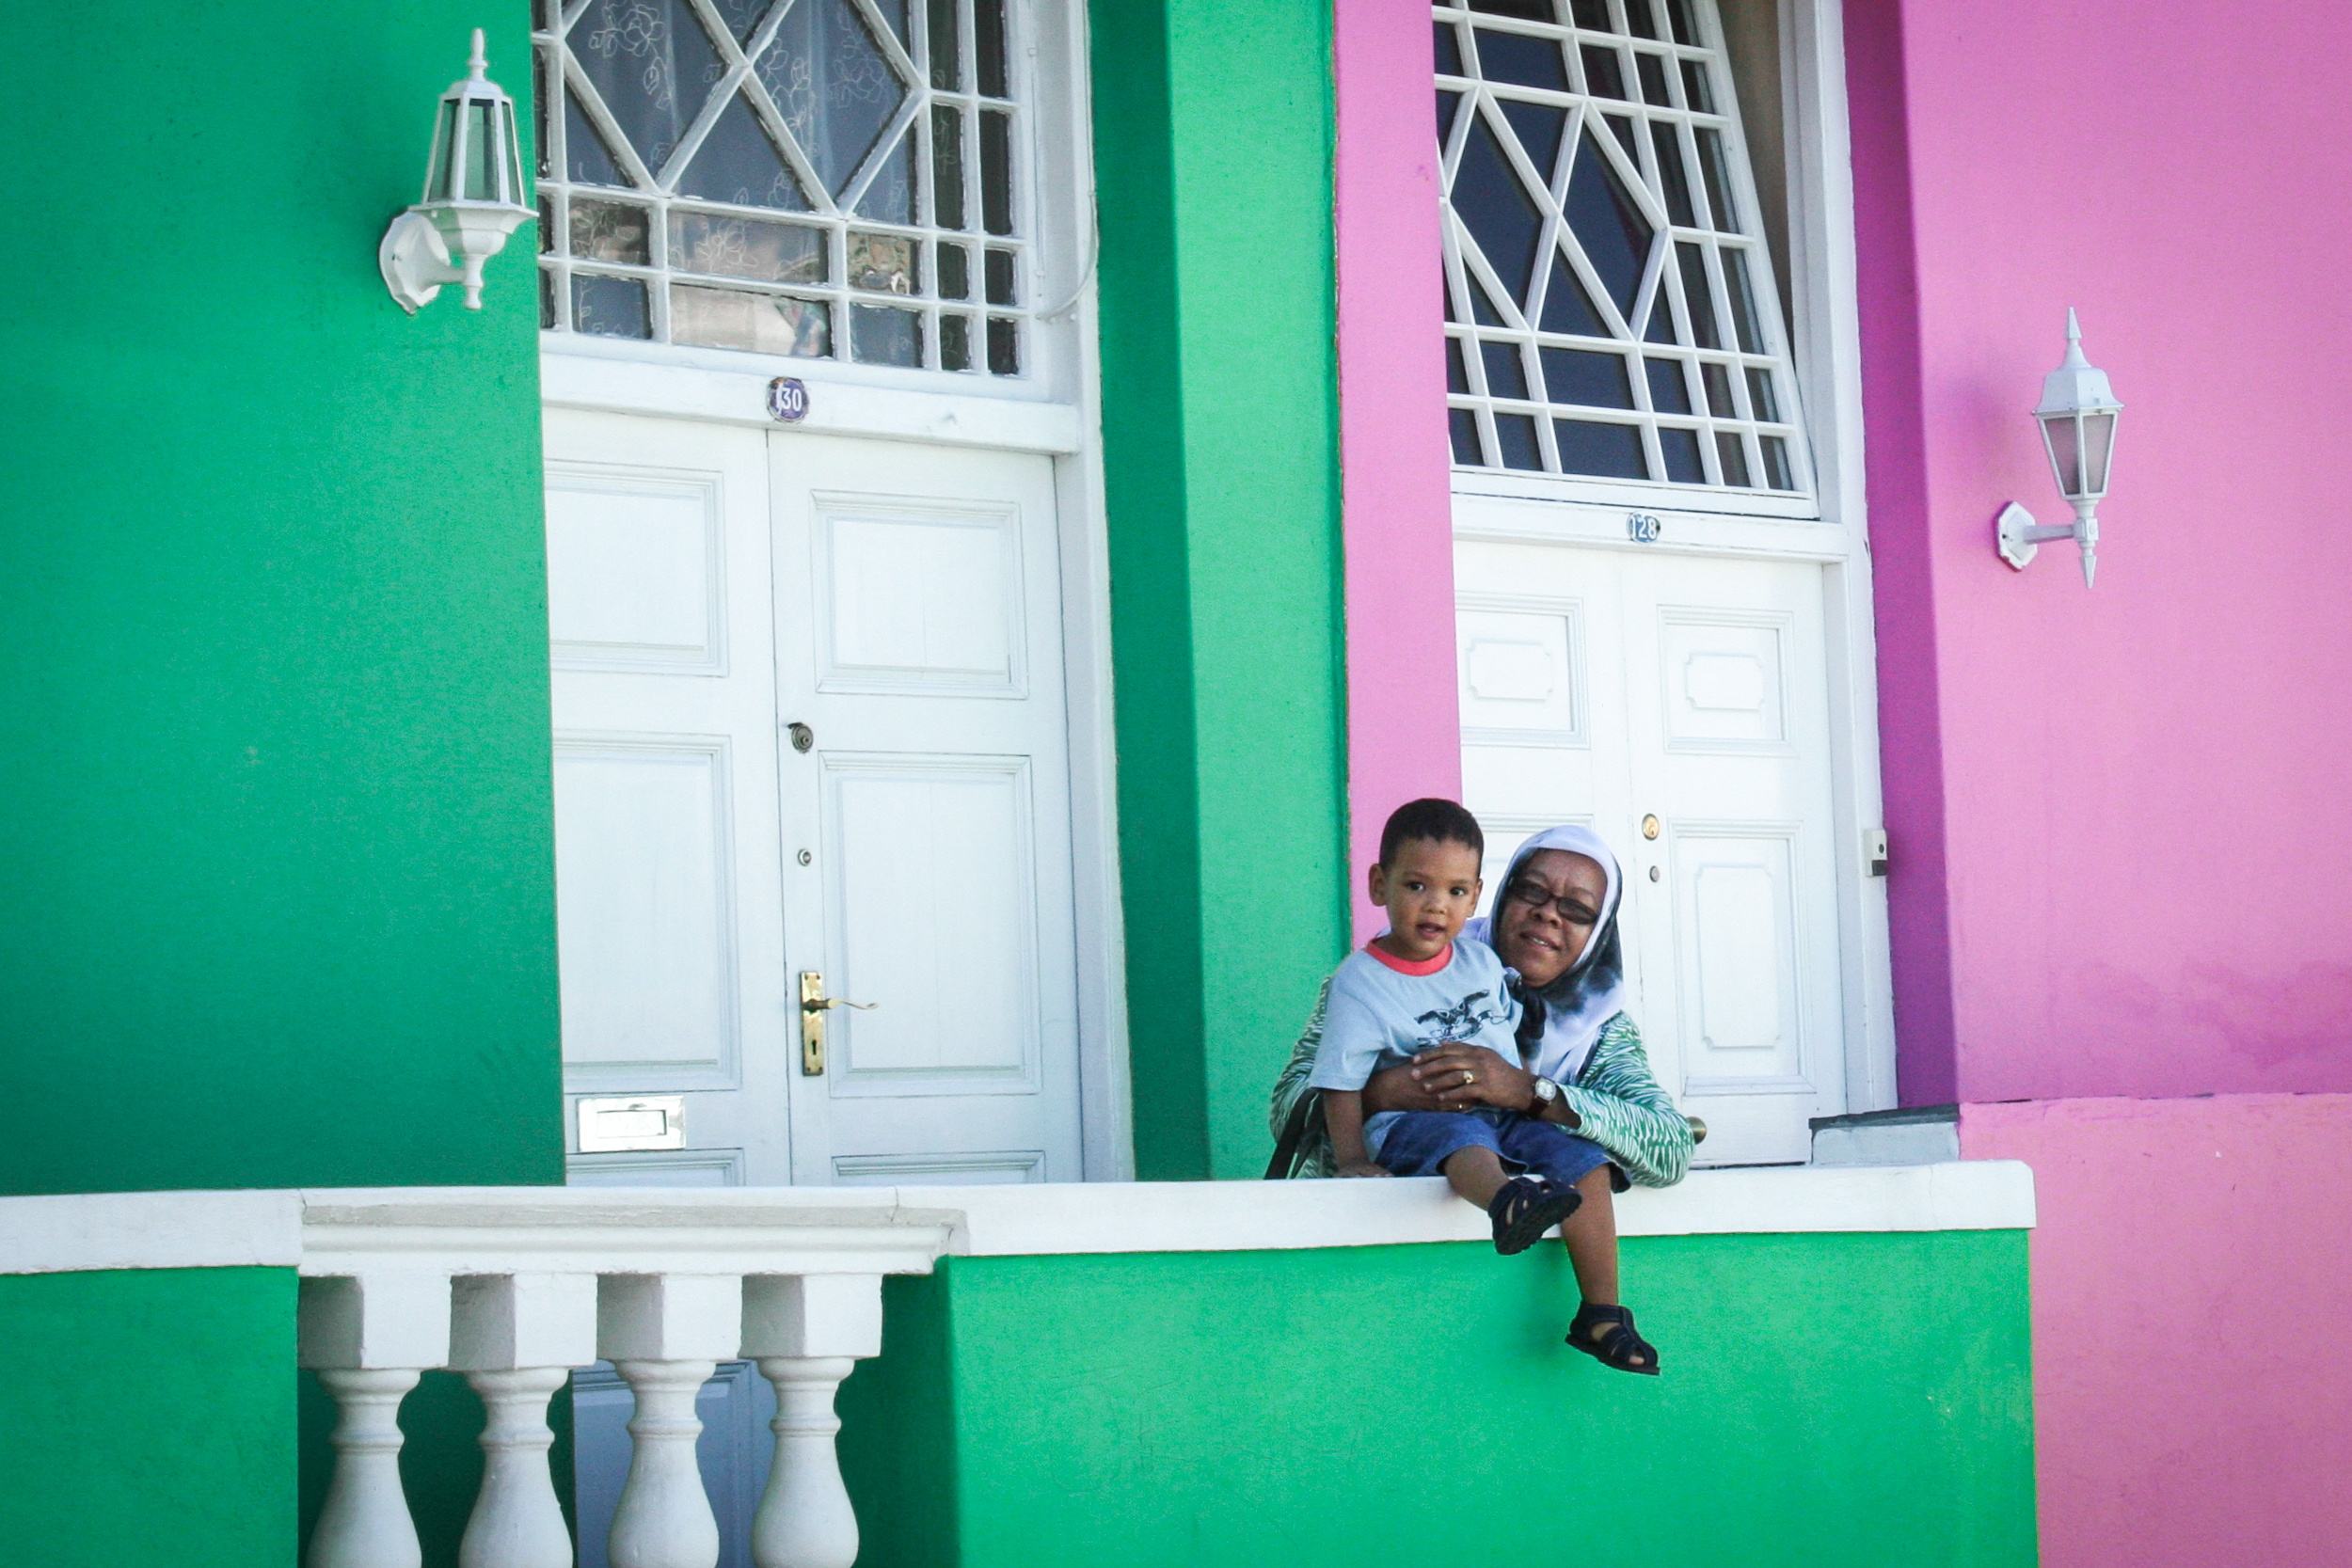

{"left": 1505, "top": 879, "right": 1600, "bottom": 925}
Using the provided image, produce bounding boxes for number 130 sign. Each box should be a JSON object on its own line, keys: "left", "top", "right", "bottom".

{"left": 766, "top": 377, "right": 810, "bottom": 423}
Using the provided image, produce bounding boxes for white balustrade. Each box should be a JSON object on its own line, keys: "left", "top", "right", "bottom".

{"left": 286, "top": 1194, "right": 946, "bottom": 1568}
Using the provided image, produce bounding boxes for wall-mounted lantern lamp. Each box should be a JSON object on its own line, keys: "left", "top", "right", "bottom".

{"left": 378, "top": 30, "right": 533, "bottom": 314}
{"left": 1996, "top": 309, "right": 2123, "bottom": 586}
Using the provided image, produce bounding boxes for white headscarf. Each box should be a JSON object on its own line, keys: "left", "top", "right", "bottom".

{"left": 1462, "top": 825, "right": 1628, "bottom": 1084}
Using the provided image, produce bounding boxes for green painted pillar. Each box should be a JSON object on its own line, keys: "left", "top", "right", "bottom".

{"left": 1091, "top": 0, "right": 1348, "bottom": 1179}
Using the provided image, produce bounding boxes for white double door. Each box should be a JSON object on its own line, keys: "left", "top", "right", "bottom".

{"left": 1456, "top": 535, "right": 1848, "bottom": 1164}
{"left": 545, "top": 408, "right": 1083, "bottom": 1186}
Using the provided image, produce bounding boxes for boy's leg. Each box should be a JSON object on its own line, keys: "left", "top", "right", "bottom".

{"left": 1560, "top": 1164, "right": 1620, "bottom": 1307}
{"left": 1438, "top": 1145, "right": 1510, "bottom": 1208}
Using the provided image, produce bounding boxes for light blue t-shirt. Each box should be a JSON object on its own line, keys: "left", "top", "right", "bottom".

{"left": 1306, "top": 940, "right": 1521, "bottom": 1160}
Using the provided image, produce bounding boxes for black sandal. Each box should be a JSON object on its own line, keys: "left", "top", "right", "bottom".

{"left": 1487, "top": 1176, "right": 1582, "bottom": 1256}
{"left": 1566, "top": 1302, "right": 1660, "bottom": 1375}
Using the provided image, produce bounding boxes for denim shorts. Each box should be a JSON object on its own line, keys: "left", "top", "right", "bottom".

{"left": 1373, "top": 1108, "right": 1618, "bottom": 1192}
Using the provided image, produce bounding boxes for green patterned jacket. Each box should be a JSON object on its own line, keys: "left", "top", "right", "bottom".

{"left": 1269, "top": 975, "right": 1694, "bottom": 1187}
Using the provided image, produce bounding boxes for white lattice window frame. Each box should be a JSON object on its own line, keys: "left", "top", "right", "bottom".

{"left": 533, "top": 0, "right": 1044, "bottom": 381}
{"left": 1437, "top": 0, "right": 1819, "bottom": 518}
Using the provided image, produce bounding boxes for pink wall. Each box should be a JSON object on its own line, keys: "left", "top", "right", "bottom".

{"left": 1962, "top": 1095, "right": 2352, "bottom": 1568}
{"left": 1333, "top": 0, "right": 1463, "bottom": 940}
{"left": 1849, "top": 0, "right": 2352, "bottom": 1104}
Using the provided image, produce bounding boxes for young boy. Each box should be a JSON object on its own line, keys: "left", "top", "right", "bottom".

{"left": 1309, "top": 799, "right": 1592, "bottom": 1255}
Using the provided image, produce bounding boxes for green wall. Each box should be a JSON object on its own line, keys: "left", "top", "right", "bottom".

{"left": 0, "top": 1268, "right": 296, "bottom": 1567}
{"left": 841, "top": 1232, "right": 2038, "bottom": 1567}
{"left": 1090, "top": 0, "right": 1350, "bottom": 1180}
{"left": 0, "top": 4, "right": 561, "bottom": 1193}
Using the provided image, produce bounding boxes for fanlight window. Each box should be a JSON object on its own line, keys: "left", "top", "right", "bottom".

{"left": 1438, "top": 0, "right": 1807, "bottom": 493}
{"left": 535, "top": 0, "right": 1027, "bottom": 375}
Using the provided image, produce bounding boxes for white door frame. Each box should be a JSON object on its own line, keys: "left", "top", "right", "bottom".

{"left": 1451, "top": 0, "right": 1897, "bottom": 1118}
{"left": 538, "top": 0, "right": 1135, "bottom": 1180}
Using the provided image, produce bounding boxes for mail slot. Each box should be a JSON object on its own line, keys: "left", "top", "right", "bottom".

{"left": 576, "top": 1095, "right": 687, "bottom": 1153}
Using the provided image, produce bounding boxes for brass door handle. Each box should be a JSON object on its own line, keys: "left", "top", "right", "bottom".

{"left": 798, "top": 972, "right": 876, "bottom": 1076}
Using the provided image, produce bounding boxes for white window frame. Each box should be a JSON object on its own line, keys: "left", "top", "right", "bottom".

{"left": 1451, "top": 0, "right": 1898, "bottom": 1116}
{"left": 538, "top": 0, "right": 1138, "bottom": 1179}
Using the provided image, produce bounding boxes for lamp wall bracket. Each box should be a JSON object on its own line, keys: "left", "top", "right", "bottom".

{"left": 1996, "top": 501, "right": 2099, "bottom": 586}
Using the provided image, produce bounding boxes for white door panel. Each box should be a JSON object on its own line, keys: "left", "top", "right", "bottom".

{"left": 544, "top": 412, "right": 1083, "bottom": 1185}
{"left": 1455, "top": 539, "right": 1845, "bottom": 1164}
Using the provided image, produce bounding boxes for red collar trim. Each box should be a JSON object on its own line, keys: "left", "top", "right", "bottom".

{"left": 1365, "top": 940, "right": 1452, "bottom": 976}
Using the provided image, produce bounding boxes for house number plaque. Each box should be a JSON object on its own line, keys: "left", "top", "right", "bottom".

{"left": 766, "top": 376, "right": 810, "bottom": 423}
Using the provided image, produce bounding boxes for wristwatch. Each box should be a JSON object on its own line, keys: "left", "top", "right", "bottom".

{"left": 1527, "top": 1075, "right": 1562, "bottom": 1116}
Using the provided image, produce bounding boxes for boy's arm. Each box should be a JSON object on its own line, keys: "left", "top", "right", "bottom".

{"left": 1321, "top": 1089, "right": 1390, "bottom": 1178}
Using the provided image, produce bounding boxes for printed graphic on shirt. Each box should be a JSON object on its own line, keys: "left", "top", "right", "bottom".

{"left": 1415, "top": 990, "right": 1514, "bottom": 1049}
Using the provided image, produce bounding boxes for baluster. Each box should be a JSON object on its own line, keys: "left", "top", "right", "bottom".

{"left": 741, "top": 1275, "right": 884, "bottom": 1568}
{"left": 450, "top": 1275, "right": 598, "bottom": 1568}
{"left": 298, "top": 1274, "right": 454, "bottom": 1568}
{"left": 312, "top": 1369, "right": 424, "bottom": 1568}
{"left": 597, "top": 1274, "right": 745, "bottom": 1568}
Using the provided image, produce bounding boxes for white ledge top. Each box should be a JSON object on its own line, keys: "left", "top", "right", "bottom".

{"left": 0, "top": 1162, "right": 2032, "bottom": 1275}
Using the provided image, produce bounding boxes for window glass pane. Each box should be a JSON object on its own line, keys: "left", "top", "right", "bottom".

{"left": 1555, "top": 420, "right": 1649, "bottom": 478}
{"left": 1451, "top": 406, "right": 1485, "bottom": 465}
{"left": 1676, "top": 242, "right": 1720, "bottom": 347}
{"left": 1650, "top": 121, "right": 1695, "bottom": 227}
{"left": 1723, "top": 248, "right": 1765, "bottom": 351}
{"left": 1448, "top": 338, "right": 1471, "bottom": 393}
{"left": 673, "top": 285, "right": 831, "bottom": 356}
{"left": 1482, "top": 341, "right": 1531, "bottom": 401}
{"left": 1564, "top": 132, "right": 1653, "bottom": 320}
{"left": 984, "top": 248, "right": 1017, "bottom": 305}
{"left": 711, "top": 0, "right": 772, "bottom": 44}
{"left": 563, "top": 87, "right": 626, "bottom": 187}
{"left": 1701, "top": 360, "right": 1736, "bottom": 417}
{"left": 1495, "top": 413, "right": 1545, "bottom": 470}
{"left": 849, "top": 231, "right": 920, "bottom": 294}
{"left": 574, "top": 198, "right": 653, "bottom": 264}
{"left": 1501, "top": 101, "right": 1568, "bottom": 182}
{"left": 976, "top": 0, "right": 1009, "bottom": 96}
{"left": 1696, "top": 127, "right": 1737, "bottom": 231}
{"left": 1539, "top": 348, "right": 1634, "bottom": 408}
{"left": 1643, "top": 280, "right": 1677, "bottom": 342}
{"left": 1760, "top": 435, "right": 1796, "bottom": 490}
{"left": 1455, "top": 116, "right": 1547, "bottom": 304}
{"left": 1435, "top": 22, "right": 1465, "bottom": 76}
{"left": 1579, "top": 45, "right": 1628, "bottom": 100}
{"left": 936, "top": 240, "right": 970, "bottom": 298}
{"left": 979, "top": 109, "right": 1012, "bottom": 234}
{"left": 572, "top": 273, "right": 650, "bottom": 338}
{"left": 1635, "top": 53, "right": 1671, "bottom": 105}
{"left": 986, "top": 316, "right": 1019, "bottom": 374}
{"left": 1659, "top": 424, "right": 1705, "bottom": 483}
{"left": 1715, "top": 430, "right": 1752, "bottom": 486}
{"left": 1470, "top": 0, "right": 1550, "bottom": 17}
{"left": 1604, "top": 112, "right": 1639, "bottom": 155}
{"left": 1571, "top": 0, "right": 1613, "bottom": 32}
{"left": 671, "top": 212, "right": 828, "bottom": 283}
{"left": 675, "top": 94, "right": 810, "bottom": 210}
{"left": 1645, "top": 356, "right": 1692, "bottom": 413}
{"left": 1477, "top": 30, "right": 1568, "bottom": 91}
{"left": 540, "top": 266, "right": 558, "bottom": 327}
{"left": 1665, "top": 0, "right": 1699, "bottom": 46}
{"left": 573, "top": 0, "right": 723, "bottom": 176}
{"left": 927, "top": 0, "right": 959, "bottom": 88}
{"left": 1624, "top": 0, "right": 1660, "bottom": 40}
{"left": 1744, "top": 365, "right": 1780, "bottom": 423}
{"left": 766, "top": 0, "right": 912, "bottom": 199}
{"left": 1680, "top": 58, "right": 1715, "bottom": 114}
{"left": 1540, "top": 254, "right": 1606, "bottom": 336}
{"left": 851, "top": 302, "right": 923, "bottom": 364}
{"left": 853, "top": 129, "right": 914, "bottom": 222}
{"left": 1438, "top": 88, "right": 1464, "bottom": 143}
{"left": 930, "top": 107, "right": 966, "bottom": 229}
{"left": 941, "top": 312, "right": 972, "bottom": 370}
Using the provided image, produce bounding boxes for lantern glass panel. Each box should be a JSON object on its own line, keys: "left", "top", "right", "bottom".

{"left": 2083, "top": 411, "right": 2117, "bottom": 495}
{"left": 499, "top": 101, "right": 524, "bottom": 204}
{"left": 460, "top": 100, "right": 497, "bottom": 200}
{"left": 2042, "top": 411, "right": 2083, "bottom": 498}
{"left": 427, "top": 100, "right": 461, "bottom": 201}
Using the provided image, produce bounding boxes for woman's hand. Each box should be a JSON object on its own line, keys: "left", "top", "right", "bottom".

{"left": 1406, "top": 1042, "right": 1535, "bottom": 1113}
{"left": 1336, "top": 1160, "right": 1392, "bottom": 1179}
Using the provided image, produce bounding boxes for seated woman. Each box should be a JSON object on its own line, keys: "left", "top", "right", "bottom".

{"left": 1268, "top": 825, "right": 1694, "bottom": 1373}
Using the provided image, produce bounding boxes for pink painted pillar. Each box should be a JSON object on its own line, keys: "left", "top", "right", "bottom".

{"left": 1333, "top": 0, "right": 1463, "bottom": 940}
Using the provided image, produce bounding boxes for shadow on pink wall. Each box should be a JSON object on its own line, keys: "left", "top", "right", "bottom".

{"left": 1962, "top": 1094, "right": 2352, "bottom": 1568}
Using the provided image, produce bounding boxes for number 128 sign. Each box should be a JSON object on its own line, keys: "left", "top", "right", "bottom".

{"left": 766, "top": 377, "right": 810, "bottom": 423}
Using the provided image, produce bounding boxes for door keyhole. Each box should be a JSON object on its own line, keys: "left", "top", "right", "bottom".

{"left": 787, "top": 721, "right": 815, "bottom": 753}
